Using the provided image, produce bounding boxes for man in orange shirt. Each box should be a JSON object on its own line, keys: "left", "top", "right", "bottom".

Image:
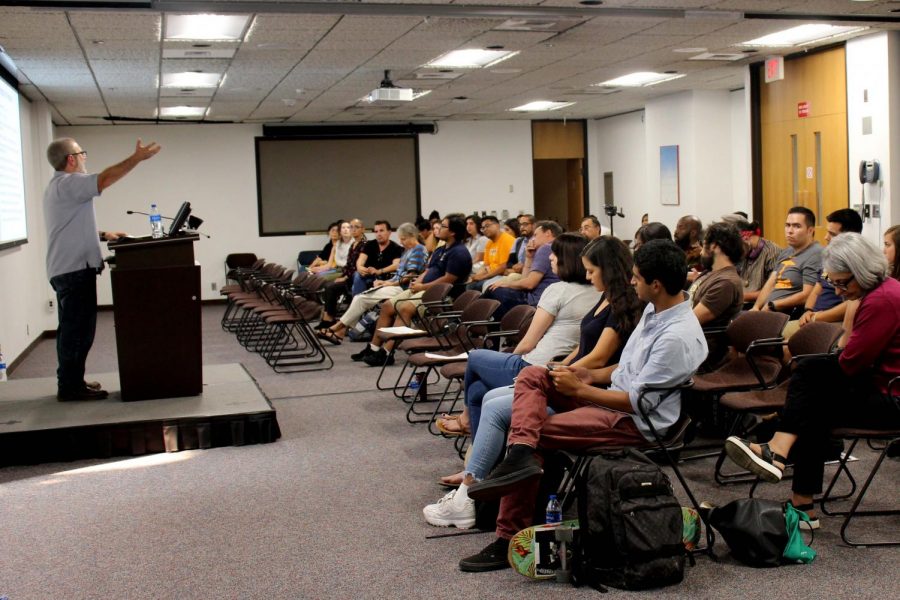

{"left": 468, "top": 215, "right": 516, "bottom": 291}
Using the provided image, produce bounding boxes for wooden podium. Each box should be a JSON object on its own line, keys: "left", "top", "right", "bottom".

{"left": 109, "top": 235, "right": 202, "bottom": 401}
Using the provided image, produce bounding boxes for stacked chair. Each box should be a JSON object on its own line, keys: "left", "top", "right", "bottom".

{"left": 220, "top": 258, "right": 332, "bottom": 372}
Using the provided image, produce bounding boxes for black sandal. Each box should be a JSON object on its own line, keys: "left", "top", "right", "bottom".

{"left": 724, "top": 436, "right": 786, "bottom": 483}
{"left": 316, "top": 329, "right": 342, "bottom": 345}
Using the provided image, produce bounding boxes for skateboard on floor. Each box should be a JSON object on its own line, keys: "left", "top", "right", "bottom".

{"left": 508, "top": 508, "right": 701, "bottom": 581}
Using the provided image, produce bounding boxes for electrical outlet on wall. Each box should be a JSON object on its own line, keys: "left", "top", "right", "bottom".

{"left": 48, "top": 299, "right": 54, "bottom": 311}
{"left": 211, "top": 282, "right": 217, "bottom": 291}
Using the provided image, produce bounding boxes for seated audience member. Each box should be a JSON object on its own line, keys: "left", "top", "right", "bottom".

{"left": 723, "top": 215, "right": 781, "bottom": 305}
{"left": 317, "top": 223, "right": 426, "bottom": 346}
{"left": 435, "top": 233, "right": 600, "bottom": 437}
{"left": 464, "top": 214, "right": 488, "bottom": 267}
{"left": 783, "top": 208, "right": 863, "bottom": 338}
{"left": 505, "top": 214, "right": 535, "bottom": 278}
{"left": 724, "top": 233, "right": 900, "bottom": 529}
{"left": 675, "top": 214, "right": 704, "bottom": 272}
{"left": 641, "top": 213, "right": 650, "bottom": 226}
{"left": 631, "top": 222, "right": 671, "bottom": 253}
{"left": 304, "top": 221, "right": 341, "bottom": 273}
{"left": 351, "top": 220, "right": 403, "bottom": 295}
{"left": 317, "top": 219, "right": 366, "bottom": 328}
{"left": 311, "top": 220, "right": 353, "bottom": 277}
{"left": 580, "top": 215, "right": 604, "bottom": 240}
{"left": 426, "top": 219, "right": 444, "bottom": 254}
{"left": 362, "top": 215, "right": 472, "bottom": 367}
{"left": 752, "top": 207, "right": 822, "bottom": 317}
{"left": 886, "top": 224, "right": 899, "bottom": 280}
{"left": 455, "top": 240, "right": 707, "bottom": 571}
{"left": 502, "top": 217, "right": 521, "bottom": 248}
{"left": 484, "top": 220, "right": 562, "bottom": 319}
{"left": 468, "top": 216, "right": 516, "bottom": 291}
{"left": 416, "top": 217, "right": 435, "bottom": 251}
{"left": 426, "top": 237, "right": 644, "bottom": 524}
{"left": 689, "top": 222, "right": 744, "bottom": 369}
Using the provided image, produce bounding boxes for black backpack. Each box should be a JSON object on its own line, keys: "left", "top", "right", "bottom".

{"left": 571, "top": 448, "right": 685, "bottom": 592}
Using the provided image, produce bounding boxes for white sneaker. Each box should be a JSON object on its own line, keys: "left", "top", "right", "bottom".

{"left": 422, "top": 489, "right": 476, "bottom": 529}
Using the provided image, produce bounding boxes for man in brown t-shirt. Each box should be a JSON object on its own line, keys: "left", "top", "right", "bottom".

{"left": 691, "top": 222, "right": 745, "bottom": 369}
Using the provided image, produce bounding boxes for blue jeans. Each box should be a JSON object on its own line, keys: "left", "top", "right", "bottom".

{"left": 465, "top": 385, "right": 557, "bottom": 480}
{"left": 464, "top": 349, "right": 529, "bottom": 438}
{"left": 351, "top": 272, "right": 375, "bottom": 296}
{"left": 49, "top": 268, "right": 98, "bottom": 394}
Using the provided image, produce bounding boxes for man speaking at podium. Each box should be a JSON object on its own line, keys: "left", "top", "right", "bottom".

{"left": 43, "top": 138, "right": 161, "bottom": 401}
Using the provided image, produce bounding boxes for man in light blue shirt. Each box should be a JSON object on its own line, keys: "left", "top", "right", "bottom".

{"left": 460, "top": 239, "right": 708, "bottom": 573}
{"left": 43, "top": 137, "right": 160, "bottom": 400}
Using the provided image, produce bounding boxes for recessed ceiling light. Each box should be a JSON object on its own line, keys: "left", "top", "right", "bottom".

{"left": 595, "top": 71, "right": 685, "bottom": 87}
{"left": 161, "top": 72, "right": 221, "bottom": 88}
{"left": 159, "top": 106, "right": 206, "bottom": 118}
{"left": 165, "top": 14, "right": 251, "bottom": 41}
{"left": 738, "top": 24, "right": 868, "bottom": 47}
{"left": 510, "top": 100, "right": 575, "bottom": 112}
{"left": 426, "top": 48, "right": 518, "bottom": 69}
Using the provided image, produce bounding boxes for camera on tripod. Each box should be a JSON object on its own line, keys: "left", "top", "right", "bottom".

{"left": 604, "top": 205, "right": 619, "bottom": 217}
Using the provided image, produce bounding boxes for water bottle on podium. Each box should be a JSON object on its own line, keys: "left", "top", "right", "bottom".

{"left": 149, "top": 204, "right": 164, "bottom": 239}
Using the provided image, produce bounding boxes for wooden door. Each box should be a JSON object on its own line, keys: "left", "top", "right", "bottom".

{"left": 759, "top": 47, "right": 848, "bottom": 246}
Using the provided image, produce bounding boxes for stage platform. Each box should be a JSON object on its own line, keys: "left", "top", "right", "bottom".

{"left": 0, "top": 364, "right": 280, "bottom": 466}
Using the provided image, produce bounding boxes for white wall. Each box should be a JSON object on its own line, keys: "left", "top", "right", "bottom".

{"left": 846, "top": 31, "right": 900, "bottom": 243}
{"left": 588, "top": 110, "right": 646, "bottom": 238}
{"left": 418, "top": 120, "right": 534, "bottom": 218}
{"left": 52, "top": 120, "right": 538, "bottom": 308}
{"left": 587, "top": 87, "right": 750, "bottom": 239}
{"left": 0, "top": 98, "right": 57, "bottom": 366}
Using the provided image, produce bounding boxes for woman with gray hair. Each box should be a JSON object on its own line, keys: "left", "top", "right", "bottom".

{"left": 317, "top": 222, "right": 426, "bottom": 345}
{"left": 723, "top": 233, "right": 900, "bottom": 530}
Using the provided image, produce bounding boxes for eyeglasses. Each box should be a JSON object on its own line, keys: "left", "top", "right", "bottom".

{"left": 68, "top": 150, "right": 87, "bottom": 158}
{"left": 824, "top": 274, "right": 855, "bottom": 290}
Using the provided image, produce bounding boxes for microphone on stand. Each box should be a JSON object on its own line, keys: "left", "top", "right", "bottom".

{"left": 127, "top": 209, "right": 174, "bottom": 221}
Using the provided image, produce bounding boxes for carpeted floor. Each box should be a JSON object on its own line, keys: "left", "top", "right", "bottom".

{"left": 0, "top": 306, "right": 897, "bottom": 599}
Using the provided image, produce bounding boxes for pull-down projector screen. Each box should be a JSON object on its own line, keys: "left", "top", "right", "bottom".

{"left": 256, "top": 136, "right": 420, "bottom": 235}
{"left": 0, "top": 74, "right": 27, "bottom": 250}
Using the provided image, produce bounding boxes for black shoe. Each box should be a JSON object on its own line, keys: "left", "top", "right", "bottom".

{"left": 459, "top": 538, "right": 511, "bottom": 572}
{"left": 58, "top": 386, "right": 109, "bottom": 402}
{"left": 467, "top": 444, "right": 543, "bottom": 502}
{"left": 316, "top": 320, "right": 335, "bottom": 330}
{"left": 363, "top": 348, "right": 394, "bottom": 367}
{"left": 351, "top": 346, "right": 373, "bottom": 362}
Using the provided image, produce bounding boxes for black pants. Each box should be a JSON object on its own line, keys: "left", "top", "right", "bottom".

{"left": 782, "top": 355, "right": 900, "bottom": 495}
{"left": 49, "top": 268, "right": 98, "bottom": 395}
{"left": 322, "top": 279, "right": 349, "bottom": 317}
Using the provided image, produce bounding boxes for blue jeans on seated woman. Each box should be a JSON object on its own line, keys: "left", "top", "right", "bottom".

{"left": 464, "top": 386, "right": 558, "bottom": 480}
{"left": 464, "top": 349, "right": 530, "bottom": 438}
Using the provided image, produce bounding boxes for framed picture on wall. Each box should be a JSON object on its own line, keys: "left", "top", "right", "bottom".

{"left": 660, "top": 145, "right": 680, "bottom": 206}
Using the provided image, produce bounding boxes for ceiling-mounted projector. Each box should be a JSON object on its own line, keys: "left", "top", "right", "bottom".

{"left": 366, "top": 70, "right": 414, "bottom": 103}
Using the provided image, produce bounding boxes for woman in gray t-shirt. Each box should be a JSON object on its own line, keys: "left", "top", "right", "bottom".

{"left": 437, "top": 234, "right": 599, "bottom": 439}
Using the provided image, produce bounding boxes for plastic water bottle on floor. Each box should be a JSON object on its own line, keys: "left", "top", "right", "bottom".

{"left": 546, "top": 494, "right": 562, "bottom": 525}
{"left": 149, "top": 204, "right": 164, "bottom": 239}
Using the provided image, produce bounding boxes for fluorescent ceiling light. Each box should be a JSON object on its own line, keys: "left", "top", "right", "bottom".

{"left": 426, "top": 48, "right": 518, "bottom": 69}
{"left": 738, "top": 24, "right": 868, "bottom": 47}
{"left": 159, "top": 106, "right": 206, "bottom": 118}
{"left": 596, "top": 72, "right": 685, "bottom": 87}
{"left": 412, "top": 90, "right": 432, "bottom": 100}
{"left": 161, "top": 72, "right": 222, "bottom": 88}
{"left": 510, "top": 100, "right": 574, "bottom": 112}
{"left": 165, "top": 14, "right": 250, "bottom": 41}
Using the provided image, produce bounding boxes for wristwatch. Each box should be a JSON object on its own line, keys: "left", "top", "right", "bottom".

{"left": 767, "top": 301, "right": 777, "bottom": 312}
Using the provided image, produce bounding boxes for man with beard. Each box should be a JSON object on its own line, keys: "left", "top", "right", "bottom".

{"left": 674, "top": 215, "right": 703, "bottom": 272}
{"left": 690, "top": 222, "right": 745, "bottom": 369}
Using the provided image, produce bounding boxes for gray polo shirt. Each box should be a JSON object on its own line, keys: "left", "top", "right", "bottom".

{"left": 768, "top": 241, "right": 823, "bottom": 303}
{"left": 43, "top": 171, "right": 103, "bottom": 279}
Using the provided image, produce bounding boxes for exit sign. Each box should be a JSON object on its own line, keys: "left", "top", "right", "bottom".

{"left": 798, "top": 101, "right": 810, "bottom": 118}
{"left": 765, "top": 56, "right": 784, "bottom": 82}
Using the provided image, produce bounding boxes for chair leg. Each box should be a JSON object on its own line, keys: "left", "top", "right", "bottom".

{"left": 820, "top": 439, "right": 860, "bottom": 514}
{"left": 819, "top": 438, "right": 898, "bottom": 547}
